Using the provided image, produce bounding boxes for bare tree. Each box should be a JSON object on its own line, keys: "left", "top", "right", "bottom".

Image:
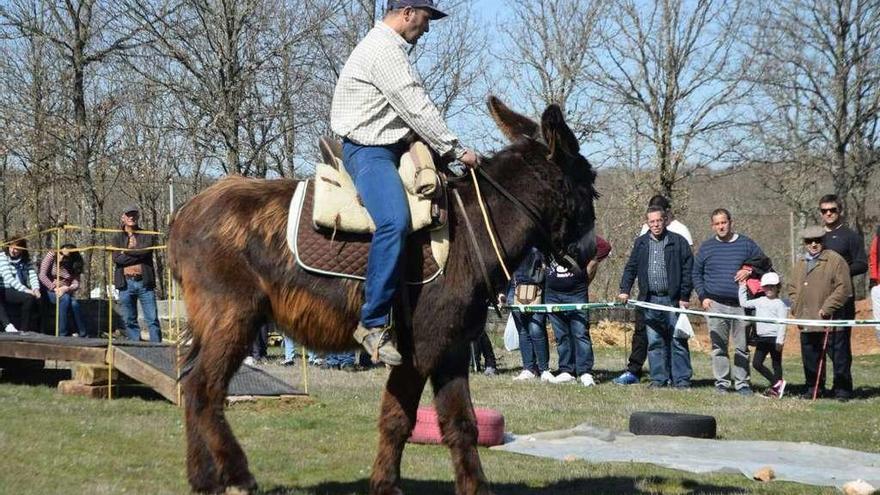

{"left": 744, "top": 0, "right": 880, "bottom": 235}
{"left": 591, "top": 0, "right": 750, "bottom": 200}
{"left": 496, "top": 0, "right": 608, "bottom": 141}
{"left": 125, "top": 0, "right": 337, "bottom": 177}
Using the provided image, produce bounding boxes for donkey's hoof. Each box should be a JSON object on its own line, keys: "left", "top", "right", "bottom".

{"left": 224, "top": 476, "right": 257, "bottom": 495}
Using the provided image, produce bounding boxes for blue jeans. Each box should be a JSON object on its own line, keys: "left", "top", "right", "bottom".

{"left": 283, "top": 335, "right": 296, "bottom": 361}
{"left": 325, "top": 352, "right": 355, "bottom": 366}
{"left": 513, "top": 311, "right": 549, "bottom": 374}
{"left": 546, "top": 289, "right": 593, "bottom": 375}
{"left": 342, "top": 140, "right": 409, "bottom": 328}
{"left": 118, "top": 278, "right": 162, "bottom": 342}
{"left": 644, "top": 295, "right": 692, "bottom": 386}
{"left": 48, "top": 292, "right": 90, "bottom": 337}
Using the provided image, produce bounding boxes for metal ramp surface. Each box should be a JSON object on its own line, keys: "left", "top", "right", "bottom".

{"left": 0, "top": 332, "right": 304, "bottom": 404}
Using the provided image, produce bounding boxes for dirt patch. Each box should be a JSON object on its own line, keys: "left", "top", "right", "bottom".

{"left": 590, "top": 299, "right": 879, "bottom": 356}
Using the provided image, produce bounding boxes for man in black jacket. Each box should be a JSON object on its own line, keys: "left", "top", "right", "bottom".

{"left": 618, "top": 206, "right": 694, "bottom": 388}
{"left": 818, "top": 194, "right": 867, "bottom": 401}
{"left": 112, "top": 205, "right": 162, "bottom": 342}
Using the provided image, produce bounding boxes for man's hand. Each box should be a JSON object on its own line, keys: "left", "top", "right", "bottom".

{"left": 497, "top": 293, "right": 507, "bottom": 305}
{"left": 679, "top": 300, "right": 690, "bottom": 309}
{"left": 30, "top": 289, "right": 40, "bottom": 299}
{"left": 702, "top": 298, "right": 714, "bottom": 310}
{"left": 458, "top": 149, "right": 481, "bottom": 168}
{"left": 776, "top": 343, "right": 784, "bottom": 352}
{"left": 618, "top": 293, "right": 629, "bottom": 303}
{"left": 734, "top": 268, "right": 751, "bottom": 283}
{"left": 54, "top": 286, "right": 67, "bottom": 296}
{"left": 819, "top": 309, "right": 830, "bottom": 319}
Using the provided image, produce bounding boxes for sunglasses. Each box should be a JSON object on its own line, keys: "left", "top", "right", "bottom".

{"left": 819, "top": 207, "right": 838, "bottom": 214}
{"left": 803, "top": 238, "right": 823, "bottom": 245}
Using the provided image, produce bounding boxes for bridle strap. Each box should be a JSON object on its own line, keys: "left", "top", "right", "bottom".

{"left": 451, "top": 188, "right": 502, "bottom": 317}
{"left": 473, "top": 166, "right": 554, "bottom": 248}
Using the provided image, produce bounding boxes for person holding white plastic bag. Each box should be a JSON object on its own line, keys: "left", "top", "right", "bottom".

{"left": 738, "top": 273, "right": 789, "bottom": 398}
{"left": 619, "top": 206, "right": 694, "bottom": 389}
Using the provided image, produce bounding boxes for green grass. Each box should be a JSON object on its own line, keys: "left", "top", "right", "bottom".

{"left": 1, "top": 345, "right": 878, "bottom": 494}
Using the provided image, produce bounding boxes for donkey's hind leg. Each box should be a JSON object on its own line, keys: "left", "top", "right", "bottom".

{"left": 370, "top": 361, "right": 428, "bottom": 495}
{"left": 431, "top": 343, "right": 493, "bottom": 495}
{"left": 184, "top": 304, "right": 261, "bottom": 494}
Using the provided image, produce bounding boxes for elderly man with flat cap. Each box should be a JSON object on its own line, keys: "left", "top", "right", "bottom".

{"left": 112, "top": 204, "right": 162, "bottom": 342}
{"left": 330, "top": 0, "right": 480, "bottom": 365}
{"left": 788, "top": 225, "right": 852, "bottom": 400}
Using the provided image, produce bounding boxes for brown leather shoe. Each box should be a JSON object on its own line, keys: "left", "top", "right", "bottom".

{"left": 352, "top": 324, "right": 402, "bottom": 366}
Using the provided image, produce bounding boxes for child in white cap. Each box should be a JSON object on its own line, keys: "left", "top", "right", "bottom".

{"left": 739, "top": 272, "right": 789, "bottom": 397}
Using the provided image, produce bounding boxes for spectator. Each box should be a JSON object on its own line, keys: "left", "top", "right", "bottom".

{"left": 788, "top": 226, "right": 852, "bottom": 400}
{"left": 693, "top": 208, "right": 766, "bottom": 396}
{"left": 281, "top": 335, "right": 297, "bottom": 366}
{"left": 39, "top": 244, "right": 90, "bottom": 337}
{"left": 471, "top": 330, "right": 497, "bottom": 376}
{"left": 508, "top": 247, "right": 553, "bottom": 382}
{"left": 245, "top": 322, "right": 270, "bottom": 366}
{"left": 618, "top": 206, "right": 694, "bottom": 388}
{"left": 738, "top": 272, "right": 788, "bottom": 398}
{"left": 324, "top": 352, "right": 357, "bottom": 370}
{"left": 615, "top": 194, "right": 693, "bottom": 385}
{"left": 0, "top": 237, "right": 40, "bottom": 333}
{"left": 545, "top": 235, "right": 611, "bottom": 386}
{"left": 818, "top": 194, "right": 866, "bottom": 401}
{"left": 870, "top": 224, "right": 880, "bottom": 341}
{"left": 112, "top": 205, "right": 162, "bottom": 342}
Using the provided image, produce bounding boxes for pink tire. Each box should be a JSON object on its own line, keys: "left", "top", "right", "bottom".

{"left": 408, "top": 406, "right": 505, "bottom": 446}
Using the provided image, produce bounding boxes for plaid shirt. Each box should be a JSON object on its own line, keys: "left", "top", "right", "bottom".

{"left": 330, "top": 22, "right": 465, "bottom": 158}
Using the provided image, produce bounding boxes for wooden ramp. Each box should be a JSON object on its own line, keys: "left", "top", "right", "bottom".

{"left": 0, "top": 332, "right": 305, "bottom": 404}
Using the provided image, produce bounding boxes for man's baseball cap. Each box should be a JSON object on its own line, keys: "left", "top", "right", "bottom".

{"left": 122, "top": 204, "right": 140, "bottom": 215}
{"left": 760, "top": 272, "right": 780, "bottom": 286}
{"left": 387, "top": 0, "right": 448, "bottom": 19}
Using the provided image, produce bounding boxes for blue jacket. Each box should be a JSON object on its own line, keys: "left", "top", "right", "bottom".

{"left": 619, "top": 231, "right": 693, "bottom": 302}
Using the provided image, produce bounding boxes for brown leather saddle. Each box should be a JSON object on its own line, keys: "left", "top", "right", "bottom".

{"left": 287, "top": 138, "right": 449, "bottom": 285}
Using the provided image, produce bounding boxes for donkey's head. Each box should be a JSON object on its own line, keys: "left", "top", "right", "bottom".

{"left": 488, "top": 96, "right": 598, "bottom": 267}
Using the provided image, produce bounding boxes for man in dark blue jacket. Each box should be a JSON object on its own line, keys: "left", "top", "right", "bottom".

{"left": 619, "top": 206, "right": 694, "bottom": 388}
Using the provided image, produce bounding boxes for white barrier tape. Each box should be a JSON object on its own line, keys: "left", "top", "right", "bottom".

{"left": 505, "top": 300, "right": 880, "bottom": 328}
{"left": 628, "top": 300, "right": 879, "bottom": 328}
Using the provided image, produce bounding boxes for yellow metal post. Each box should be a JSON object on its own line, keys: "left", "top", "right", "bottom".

{"left": 106, "top": 252, "right": 114, "bottom": 400}
{"left": 301, "top": 346, "right": 308, "bottom": 395}
{"left": 54, "top": 230, "right": 60, "bottom": 337}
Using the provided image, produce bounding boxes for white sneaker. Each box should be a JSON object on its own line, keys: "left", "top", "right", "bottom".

{"left": 243, "top": 356, "right": 256, "bottom": 366}
{"left": 579, "top": 373, "right": 596, "bottom": 387}
{"left": 540, "top": 370, "right": 555, "bottom": 382}
{"left": 4, "top": 323, "right": 19, "bottom": 333}
{"left": 512, "top": 369, "right": 536, "bottom": 381}
{"left": 551, "top": 372, "right": 576, "bottom": 384}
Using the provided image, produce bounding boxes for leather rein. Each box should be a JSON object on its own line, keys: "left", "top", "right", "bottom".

{"left": 447, "top": 165, "right": 558, "bottom": 314}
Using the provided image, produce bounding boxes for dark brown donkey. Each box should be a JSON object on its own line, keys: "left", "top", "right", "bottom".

{"left": 168, "top": 97, "right": 598, "bottom": 495}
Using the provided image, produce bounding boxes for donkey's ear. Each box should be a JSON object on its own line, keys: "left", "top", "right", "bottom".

{"left": 541, "top": 104, "right": 579, "bottom": 160}
{"left": 488, "top": 95, "right": 540, "bottom": 142}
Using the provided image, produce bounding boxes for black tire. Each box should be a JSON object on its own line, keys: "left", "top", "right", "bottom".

{"left": 629, "top": 411, "right": 717, "bottom": 439}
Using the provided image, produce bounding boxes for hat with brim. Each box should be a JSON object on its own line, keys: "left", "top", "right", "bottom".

{"left": 799, "top": 225, "right": 825, "bottom": 240}
{"left": 122, "top": 204, "right": 140, "bottom": 215}
{"left": 388, "top": 0, "right": 448, "bottom": 19}
{"left": 760, "top": 272, "right": 780, "bottom": 286}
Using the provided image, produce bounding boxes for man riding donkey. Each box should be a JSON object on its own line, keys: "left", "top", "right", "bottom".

{"left": 330, "top": 0, "right": 481, "bottom": 365}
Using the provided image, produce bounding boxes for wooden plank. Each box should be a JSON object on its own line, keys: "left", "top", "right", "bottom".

{"left": 73, "top": 364, "right": 118, "bottom": 385}
{"left": 0, "top": 341, "right": 106, "bottom": 364}
{"left": 57, "top": 379, "right": 112, "bottom": 399}
{"left": 110, "top": 347, "right": 179, "bottom": 404}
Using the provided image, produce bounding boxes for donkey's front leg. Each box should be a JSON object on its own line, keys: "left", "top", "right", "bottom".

{"left": 370, "top": 362, "right": 428, "bottom": 495}
{"left": 431, "top": 344, "right": 493, "bottom": 495}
